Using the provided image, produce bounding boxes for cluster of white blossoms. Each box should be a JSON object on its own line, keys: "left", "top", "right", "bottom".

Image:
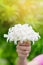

{"left": 4, "top": 24, "right": 40, "bottom": 44}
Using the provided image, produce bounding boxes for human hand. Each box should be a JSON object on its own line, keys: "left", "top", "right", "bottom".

{"left": 16, "top": 41, "right": 31, "bottom": 59}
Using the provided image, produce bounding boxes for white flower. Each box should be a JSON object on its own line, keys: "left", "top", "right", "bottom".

{"left": 4, "top": 24, "right": 40, "bottom": 44}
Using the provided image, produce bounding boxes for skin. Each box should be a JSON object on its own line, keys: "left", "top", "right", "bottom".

{"left": 16, "top": 41, "right": 38, "bottom": 65}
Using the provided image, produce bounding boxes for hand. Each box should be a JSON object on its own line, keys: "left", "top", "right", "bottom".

{"left": 16, "top": 41, "right": 31, "bottom": 59}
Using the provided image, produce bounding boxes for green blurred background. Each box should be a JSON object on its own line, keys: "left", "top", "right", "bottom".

{"left": 0, "top": 0, "right": 43, "bottom": 65}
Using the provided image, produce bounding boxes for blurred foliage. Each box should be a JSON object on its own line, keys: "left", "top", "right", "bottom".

{"left": 0, "top": 0, "right": 43, "bottom": 65}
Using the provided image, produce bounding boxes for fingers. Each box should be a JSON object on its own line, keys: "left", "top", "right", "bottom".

{"left": 16, "top": 45, "right": 31, "bottom": 51}
{"left": 16, "top": 49, "right": 29, "bottom": 57}
{"left": 16, "top": 49, "right": 29, "bottom": 55}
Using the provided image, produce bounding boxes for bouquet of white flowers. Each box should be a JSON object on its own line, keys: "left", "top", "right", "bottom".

{"left": 4, "top": 24, "right": 40, "bottom": 44}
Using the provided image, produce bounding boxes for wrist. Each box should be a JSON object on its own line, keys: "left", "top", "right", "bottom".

{"left": 17, "top": 57, "right": 28, "bottom": 65}
{"left": 18, "top": 57, "right": 28, "bottom": 64}
{"left": 19, "top": 56, "right": 27, "bottom": 60}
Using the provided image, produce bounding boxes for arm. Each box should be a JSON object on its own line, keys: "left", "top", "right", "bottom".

{"left": 16, "top": 41, "right": 31, "bottom": 65}
{"left": 17, "top": 57, "right": 28, "bottom": 65}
